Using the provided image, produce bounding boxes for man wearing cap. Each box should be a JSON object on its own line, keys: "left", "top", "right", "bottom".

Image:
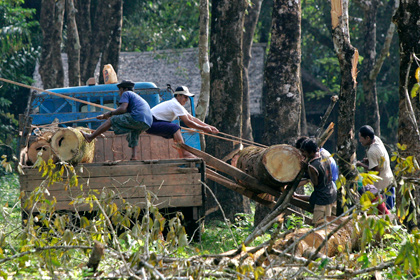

{"left": 146, "top": 86, "right": 219, "bottom": 158}
{"left": 82, "top": 80, "right": 153, "bottom": 160}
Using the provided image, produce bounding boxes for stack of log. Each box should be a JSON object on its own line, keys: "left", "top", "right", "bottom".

{"left": 26, "top": 127, "right": 95, "bottom": 165}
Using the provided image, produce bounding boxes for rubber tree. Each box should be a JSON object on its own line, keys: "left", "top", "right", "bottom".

{"left": 256, "top": 0, "right": 302, "bottom": 226}
{"left": 39, "top": 0, "right": 65, "bottom": 89}
{"left": 261, "top": 0, "right": 302, "bottom": 147}
{"left": 393, "top": 0, "right": 420, "bottom": 230}
{"left": 242, "top": 0, "right": 263, "bottom": 141}
{"left": 356, "top": 0, "right": 398, "bottom": 136}
{"left": 206, "top": 0, "right": 250, "bottom": 221}
{"left": 330, "top": 0, "right": 359, "bottom": 215}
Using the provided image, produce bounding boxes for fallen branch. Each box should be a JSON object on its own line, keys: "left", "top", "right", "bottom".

{"left": 0, "top": 245, "right": 92, "bottom": 265}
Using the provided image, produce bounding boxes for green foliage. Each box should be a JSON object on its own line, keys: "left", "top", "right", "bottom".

{"left": 0, "top": 159, "right": 191, "bottom": 278}
{"left": 391, "top": 144, "right": 420, "bottom": 225}
{"left": 197, "top": 213, "right": 269, "bottom": 254}
{"left": 0, "top": 0, "right": 40, "bottom": 146}
{"left": 122, "top": 0, "right": 200, "bottom": 52}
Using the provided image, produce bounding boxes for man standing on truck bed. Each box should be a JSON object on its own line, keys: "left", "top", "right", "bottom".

{"left": 146, "top": 86, "right": 219, "bottom": 158}
{"left": 82, "top": 80, "right": 153, "bottom": 160}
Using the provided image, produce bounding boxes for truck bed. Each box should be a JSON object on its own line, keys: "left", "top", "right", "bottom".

{"left": 20, "top": 133, "right": 206, "bottom": 223}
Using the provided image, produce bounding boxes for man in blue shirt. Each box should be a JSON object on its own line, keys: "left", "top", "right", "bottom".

{"left": 82, "top": 80, "right": 153, "bottom": 160}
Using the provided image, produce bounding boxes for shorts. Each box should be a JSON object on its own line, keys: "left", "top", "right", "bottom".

{"left": 146, "top": 117, "right": 180, "bottom": 139}
{"left": 110, "top": 113, "right": 150, "bottom": 147}
{"left": 312, "top": 203, "right": 334, "bottom": 226}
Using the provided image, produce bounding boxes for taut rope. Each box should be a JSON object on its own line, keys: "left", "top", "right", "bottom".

{"left": 1, "top": 77, "right": 267, "bottom": 148}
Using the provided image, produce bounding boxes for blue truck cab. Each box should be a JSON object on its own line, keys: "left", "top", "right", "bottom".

{"left": 29, "top": 82, "right": 201, "bottom": 151}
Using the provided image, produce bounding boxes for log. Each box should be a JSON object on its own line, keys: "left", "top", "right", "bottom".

{"left": 50, "top": 127, "right": 95, "bottom": 164}
{"left": 27, "top": 139, "right": 58, "bottom": 165}
{"left": 234, "top": 144, "right": 303, "bottom": 188}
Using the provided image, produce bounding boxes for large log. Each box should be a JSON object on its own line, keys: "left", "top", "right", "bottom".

{"left": 234, "top": 144, "right": 303, "bottom": 188}
{"left": 27, "top": 139, "right": 58, "bottom": 165}
{"left": 50, "top": 127, "right": 95, "bottom": 164}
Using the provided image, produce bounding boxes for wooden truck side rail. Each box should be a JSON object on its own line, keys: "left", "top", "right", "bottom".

{"left": 20, "top": 158, "right": 205, "bottom": 215}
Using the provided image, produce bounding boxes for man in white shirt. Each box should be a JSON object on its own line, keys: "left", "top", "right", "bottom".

{"left": 147, "top": 86, "right": 219, "bottom": 157}
{"left": 356, "top": 125, "right": 395, "bottom": 210}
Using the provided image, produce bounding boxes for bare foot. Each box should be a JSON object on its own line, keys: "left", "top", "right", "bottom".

{"left": 130, "top": 157, "right": 138, "bottom": 161}
{"left": 81, "top": 131, "right": 92, "bottom": 143}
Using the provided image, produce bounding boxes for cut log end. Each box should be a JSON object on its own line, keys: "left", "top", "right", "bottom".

{"left": 27, "top": 139, "right": 58, "bottom": 165}
{"left": 51, "top": 127, "right": 95, "bottom": 164}
{"left": 263, "top": 145, "right": 303, "bottom": 183}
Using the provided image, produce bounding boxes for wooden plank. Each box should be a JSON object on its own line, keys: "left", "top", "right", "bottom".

{"left": 26, "top": 195, "right": 203, "bottom": 212}
{"left": 152, "top": 136, "right": 169, "bottom": 160}
{"left": 94, "top": 136, "right": 105, "bottom": 162}
{"left": 140, "top": 134, "right": 151, "bottom": 160}
{"left": 24, "top": 183, "right": 202, "bottom": 201}
{"left": 103, "top": 135, "right": 114, "bottom": 161}
{"left": 206, "top": 168, "right": 312, "bottom": 213}
{"left": 22, "top": 162, "right": 201, "bottom": 179}
{"left": 168, "top": 138, "right": 179, "bottom": 159}
{"left": 114, "top": 135, "right": 125, "bottom": 161}
{"left": 206, "top": 169, "right": 275, "bottom": 207}
{"left": 21, "top": 173, "right": 202, "bottom": 191}
{"left": 179, "top": 143, "right": 282, "bottom": 196}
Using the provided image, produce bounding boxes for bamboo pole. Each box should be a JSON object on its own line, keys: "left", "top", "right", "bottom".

{"left": 0, "top": 77, "right": 112, "bottom": 111}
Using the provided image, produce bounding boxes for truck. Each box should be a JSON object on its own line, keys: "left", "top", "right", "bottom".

{"left": 18, "top": 81, "right": 206, "bottom": 235}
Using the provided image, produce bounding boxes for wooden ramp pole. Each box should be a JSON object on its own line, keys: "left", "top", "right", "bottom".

{"left": 207, "top": 169, "right": 313, "bottom": 223}
{"left": 179, "top": 143, "right": 312, "bottom": 213}
{"left": 178, "top": 143, "right": 280, "bottom": 196}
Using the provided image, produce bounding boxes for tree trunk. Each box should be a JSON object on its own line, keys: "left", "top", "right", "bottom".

{"left": 359, "top": 0, "right": 380, "bottom": 135}
{"left": 196, "top": 0, "right": 210, "bottom": 151}
{"left": 98, "top": 0, "right": 123, "bottom": 84}
{"left": 66, "top": 0, "right": 81, "bottom": 87}
{"left": 39, "top": 0, "right": 65, "bottom": 89}
{"left": 74, "top": 0, "right": 92, "bottom": 84}
{"left": 393, "top": 0, "right": 420, "bottom": 230}
{"left": 50, "top": 127, "right": 95, "bottom": 164}
{"left": 242, "top": 0, "right": 263, "bottom": 141}
{"left": 196, "top": 0, "right": 210, "bottom": 122}
{"left": 331, "top": 0, "right": 359, "bottom": 215}
{"left": 235, "top": 145, "right": 302, "bottom": 187}
{"left": 257, "top": 0, "right": 302, "bottom": 225}
{"left": 261, "top": 0, "right": 302, "bottom": 146}
{"left": 207, "top": 0, "right": 250, "bottom": 221}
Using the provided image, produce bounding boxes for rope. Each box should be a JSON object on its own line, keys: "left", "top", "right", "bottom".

{"left": 180, "top": 126, "right": 268, "bottom": 148}
{"left": 33, "top": 116, "right": 99, "bottom": 129}
{"left": 0, "top": 77, "right": 268, "bottom": 148}
{"left": 0, "top": 77, "right": 112, "bottom": 111}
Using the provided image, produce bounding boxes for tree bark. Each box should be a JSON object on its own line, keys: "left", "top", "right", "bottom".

{"left": 331, "top": 0, "right": 359, "bottom": 215}
{"left": 393, "top": 0, "right": 420, "bottom": 230}
{"left": 98, "top": 0, "right": 123, "bottom": 84}
{"left": 196, "top": 0, "right": 210, "bottom": 151}
{"left": 207, "top": 0, "right": 250, "bottom": 221}
{"left": 196, "top": 0, "right": 210, "bottom": 122}
{"left": 257, "top": 0, "right": 302, "bottom": 225}
{"left": 235, "top": 145, "right": 302, "bottom": 187}
{"left": 66, "top": 0, "right": 81, "bottom": 87}
{"left": 261, "top": 0, "right": 302, "bottom": 146}
{"left": 74, "top": 0, "right": 92, "bottom": 84}
{"left": 39, "top": 0, "right": 65, "bottom": 89}
{"left": 242, "top": 0, "right": 263, "bottom": 141}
